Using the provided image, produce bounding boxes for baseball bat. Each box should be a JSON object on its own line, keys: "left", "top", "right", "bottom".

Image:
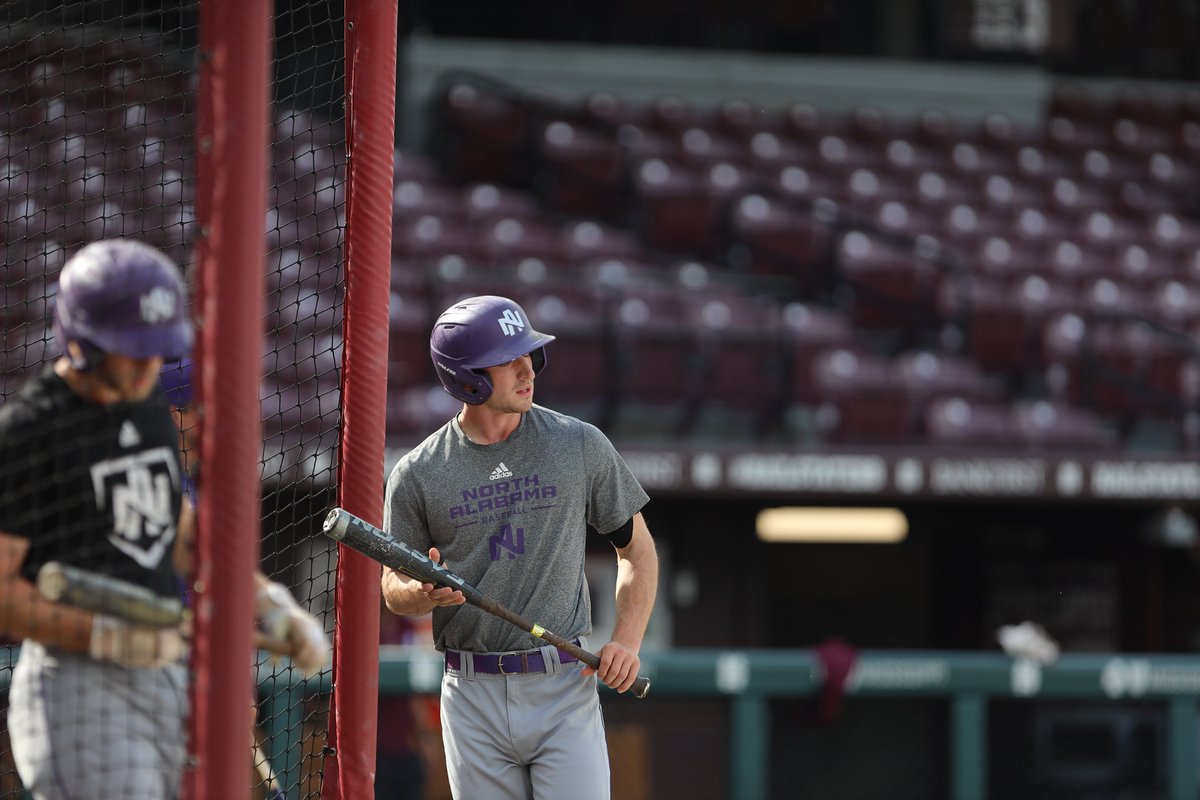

{"left": 36, "top": 561, "right": 295, "bottom": 658}
{"left": 252, "top": 740, "right": 287, "bottom": 800}
{"left": 322, "top": 507, "right": 651, "bottom": 699}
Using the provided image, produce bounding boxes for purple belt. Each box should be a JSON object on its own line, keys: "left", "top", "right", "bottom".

{"left": 445, "top": 642, "right": 580, "bottom": 675}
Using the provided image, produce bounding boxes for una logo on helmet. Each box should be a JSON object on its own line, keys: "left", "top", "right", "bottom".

{"left": 496, "top": 309, "right": 524, "bottom": 336}
{"left": 140, "top": 287, "right": 177, "bottom": 324}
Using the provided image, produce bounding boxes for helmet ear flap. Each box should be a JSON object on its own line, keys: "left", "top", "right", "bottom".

{"left": 53, "top": 314, "right": 106, "bottom": 371}
{"left": 70, "top": 340, "right": 107, "bottom": 371}
{"left": 462, "top": 368, "right": 493, "bottom": 405}
{"left": 530, "top": 346, "right": 547, "bottom": 375}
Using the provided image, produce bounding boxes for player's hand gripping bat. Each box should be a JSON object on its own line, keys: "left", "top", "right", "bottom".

{"left": 35, "top": 561, "right": 297, "bottom": 659}
{"left": 323, "top": 507, "right": 651, "bottom": 699}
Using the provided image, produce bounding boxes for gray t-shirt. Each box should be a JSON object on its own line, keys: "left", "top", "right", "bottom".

{"left": 384, "top": 404, "right": 649, "bottom": 653}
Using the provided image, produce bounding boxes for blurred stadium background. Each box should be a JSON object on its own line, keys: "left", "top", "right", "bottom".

{"left": 4, "top": 0, "right": 1200, "bottom": 798}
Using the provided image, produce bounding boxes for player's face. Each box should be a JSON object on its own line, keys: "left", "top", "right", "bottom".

{"left": 482, "top": 353, "right": 535, "bottom": 413}
{"left": 99, "top": 354, "right": 166, "bottom": 402}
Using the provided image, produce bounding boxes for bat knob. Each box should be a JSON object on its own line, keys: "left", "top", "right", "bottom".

{"left": 37, "top": 562, "right": 68, "bottom": 603}
{"left": 322, "top": 508, "right": 347, "bottom": 540}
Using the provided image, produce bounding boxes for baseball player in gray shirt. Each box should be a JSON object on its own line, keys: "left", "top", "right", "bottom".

{"left": 382, "top": 294, "right": 659, "bottom": 800}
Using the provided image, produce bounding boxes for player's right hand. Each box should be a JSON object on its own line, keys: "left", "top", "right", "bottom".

{"left": 88, "top": 613, "right": 187, "bottom": 669}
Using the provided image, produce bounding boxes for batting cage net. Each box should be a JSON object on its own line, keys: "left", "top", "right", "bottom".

{"left": 0, "top": 3, "right": 389, "bottom": 799}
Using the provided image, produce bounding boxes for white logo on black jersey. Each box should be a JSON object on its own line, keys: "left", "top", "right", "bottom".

{"left": 118, "top": 420, "right": 141, "bottom": 448}
{"left": 497, "top": 309, "right": 524, "bottom": 336}
{"left": 90, "top": 446, "right": 179, "bottom": 568}
{"left": 489, "top": 462, "right": 513, "bottom": 480}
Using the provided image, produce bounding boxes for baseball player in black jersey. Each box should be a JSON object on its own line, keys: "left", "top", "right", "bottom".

{"left": 0, "top": 239, "right": 329, "bottom": 800}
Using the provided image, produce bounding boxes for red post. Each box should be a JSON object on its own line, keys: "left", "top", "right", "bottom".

{"left": 188, "top": 0, "right": 272, "bottom": 798}
{"left": 323, "top": 1, "right": 397, "bottom": 798}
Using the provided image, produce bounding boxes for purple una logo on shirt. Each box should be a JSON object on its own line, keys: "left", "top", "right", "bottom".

{"left": 490, "top": 523, "right": 525, "bottom": 560}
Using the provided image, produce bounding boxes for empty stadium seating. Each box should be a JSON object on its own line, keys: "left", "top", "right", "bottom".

{"left": 8, "top": 52, "right": 1200, "bottom": 454}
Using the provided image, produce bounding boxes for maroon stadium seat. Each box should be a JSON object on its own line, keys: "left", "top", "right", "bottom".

{"left": 634, "top": 159, "right": 747, "bottom": 256}
{"left": 836, "top": 230, "right": 941, "bottom": 332}
{"left": 810, "top": 347, "right": 914, "bottom": 442}
{"left": 1110, "top": 117, "right": 1174, "bottom": 159}
{"left": 704, "top": 98, "right": 773, "bottom": 144}
{"left": 1044, "top": 116, "right": 1109, "bottom": 155}
{"left": 434, "top": 81, "right": 533, "bottom": 184}
{"left": 1149, "top": 279, "right": 1200, "bottom": 329}
{"left": 479, "top": 216, "right": 567, "bottom": 266}
{"left": 463, "top": 182, "right": 540, "bottom": 225}
{"left": 924, "top": 396, "right": 1014, "bottom": 448}
{"left": 745, "top": 133, "right": 815, "bottom": 178}
{"left": 608, "top": 284, "right": 701, "bottom": 426}
{"left": 912, "top": 109, "right": 965, "bottom": 150}
{"left": 945, "top": 141, "right": 1012, "bottom": 181}
{"left": 508, "top": 285, "right": 613, "bottom": 415}
{"left": 685, "top": 290, "right": 787, "bottom": 420}
{"left": 727, "top": 193, "right": 836, "bottom": 290}
{"left": 392, "top": 214, "right": 483, "bottom": 264}
{"left": 673, "top": 127, "right": 745, "bottom": 171}
{"left": 884, "top": 138, "right": 950, "bottom": 178}
{"left": 778, "top": 101, "right": 833, "bottom": 143}
{"left": 636, "top": 94, "right": 704, "bottom": 137}
{"left": 391, "top": 178, "right": 463, "bottom": 221}
{"left": 1112, "top": 243, "right": 1174, "bottom": 290}
{"left": 781, "top": 301, "right": 858, "bottom": 405}
{"left": 1046, "top": 84, "right": 1110, "bottom": 125}
{"left": 560, "top": 219, "right": 644, "bottom": 264}
{"left": 951, "top": 274, "right": 1077, "bottom": 375}
{"left": 911, "top": 170, "right": 977, "bottom": 215}
{"left": 535, "top": 119, "right": 627, "bottom": 218}
{"left": 1011, "top": 399, "right": 1117, "bottom": 450}
{"left": 972, "top": 236, "right": 1044, "bottom": 288}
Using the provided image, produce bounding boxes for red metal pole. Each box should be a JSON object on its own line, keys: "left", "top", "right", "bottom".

{"left": 189, "top": 0, "right": 272, "bottom": 797}
{"left": 323, "top": 1, "right": 397, "bottom": 798}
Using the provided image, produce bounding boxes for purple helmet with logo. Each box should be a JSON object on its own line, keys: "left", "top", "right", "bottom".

{"left": 53, "top": 239, "right": 193, "bottom": 370}
{"left": 430, "top": 295, "right": 556, "bottom": 405}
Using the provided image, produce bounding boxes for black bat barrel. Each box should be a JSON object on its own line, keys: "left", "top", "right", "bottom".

{"left": 322, "top": 508, "right": 485, "bottom": 604}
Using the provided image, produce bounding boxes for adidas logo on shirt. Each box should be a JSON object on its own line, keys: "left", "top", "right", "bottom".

{"left": 489, "top": 462, "right": 513, "bottom": 480}
{"left": 118, "top": 420, "right": 141, "bottom": 448}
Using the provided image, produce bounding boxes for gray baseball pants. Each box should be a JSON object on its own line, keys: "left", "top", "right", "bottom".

{"left": 9, "top": 639, "right": 189, "bottom": 800}
{"left": 440, "top": 641, "right": 610, "bottom": 800}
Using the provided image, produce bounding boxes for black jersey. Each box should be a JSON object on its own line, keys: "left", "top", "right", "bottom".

{"left": 0, "top": 364, "right": 183, "bottom": 599}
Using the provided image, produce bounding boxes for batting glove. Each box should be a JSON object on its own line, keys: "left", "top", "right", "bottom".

{"left": 89, "top": 613, "right": 188, "bottom": 669}
{"left": 256, "top": 581, "right": 330, "bottom": 678}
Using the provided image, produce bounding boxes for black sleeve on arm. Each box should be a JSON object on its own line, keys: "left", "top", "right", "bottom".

{"left": 603, "top": 517, "right": 635, "bottom": 549}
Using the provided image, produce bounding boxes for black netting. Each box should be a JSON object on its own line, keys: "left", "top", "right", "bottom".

{"left": 0, "top": 4, "right": 347, "bottom": 798}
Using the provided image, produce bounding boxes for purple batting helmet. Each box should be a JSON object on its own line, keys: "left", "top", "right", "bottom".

{"left": 53, "top": 239, "right": 193, "bottom": 370}
{"left": 430, "top": 295, "right": 556, "bottom": 405}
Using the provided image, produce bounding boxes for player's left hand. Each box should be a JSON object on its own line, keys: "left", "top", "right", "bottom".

{"left": 256, "top": 581, "right": 330, "bottom": 678}
{"left": 584, "top": 640, "right": 641, "bottom": 694}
